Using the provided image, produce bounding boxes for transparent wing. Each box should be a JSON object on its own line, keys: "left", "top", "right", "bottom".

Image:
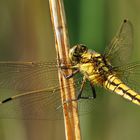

{"left": 0, "top": 61, "right": 58, "bottom": 91}
{"left": 0, "top": 87, "right": 62, "bottom": 120}
{"left": 0, "top": 62, "right": 96, "bottom": 120}
{"left": 104, "top": 19, "right": 133, "bottom": 66}
{"left": 114, "top": 62, "right": 140, "bottom": 93}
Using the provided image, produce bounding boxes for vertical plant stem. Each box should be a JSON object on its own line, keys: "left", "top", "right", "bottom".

{"left": 49, "top": 0, "right": 81, "bottom": 140}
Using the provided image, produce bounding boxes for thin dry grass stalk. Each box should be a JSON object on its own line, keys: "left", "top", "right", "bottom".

{"left": 49, "top": 0, "right": 81, "bottom": 139}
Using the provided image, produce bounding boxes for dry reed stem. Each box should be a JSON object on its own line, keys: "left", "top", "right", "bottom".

{"left": 49, "top": 0, "right": 81, "bottom": 140}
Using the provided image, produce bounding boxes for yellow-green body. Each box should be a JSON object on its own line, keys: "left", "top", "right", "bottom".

{"left": 69, "top": 44, "right": 140, "bottom": 106}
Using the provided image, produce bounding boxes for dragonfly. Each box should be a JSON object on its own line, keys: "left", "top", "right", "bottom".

{"left": 0, "top": 19, "right": 139, "bottom": 120}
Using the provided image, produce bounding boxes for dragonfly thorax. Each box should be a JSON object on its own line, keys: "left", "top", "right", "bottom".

{"left": 79, "top": 52, "right": 113, "bottom": 85}
{"left": 69, "top": 44, "right": 114, "bottom": 85}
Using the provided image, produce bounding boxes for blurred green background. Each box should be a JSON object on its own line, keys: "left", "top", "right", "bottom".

{"left": 0, "top": 0, "right": 140, "bottom": 140}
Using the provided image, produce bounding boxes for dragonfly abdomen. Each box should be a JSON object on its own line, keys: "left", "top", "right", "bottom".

{"left": 104, "top": 75, "right": 140, "bottom": 106}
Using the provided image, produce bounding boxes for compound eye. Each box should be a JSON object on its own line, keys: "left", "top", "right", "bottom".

{"left": 79, "top": 44, "right": 88, "bottom": 53}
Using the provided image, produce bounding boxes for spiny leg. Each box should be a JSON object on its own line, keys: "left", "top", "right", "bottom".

{"left": 77, "top": 76, "right": 87, "bottom": 100}
{"left": 62, "top": 76, "right": 87, "bottom": 105}
{"left": 62, "top": 77, "right": 96, "bottom": 108}
{"left": 64, "top": 76, "right": 96, "bottom": 104}
{"left": 63, "top": 69, "right": 79, "bottom": 79}
{"left": 56, "top": 63, "right": 80, "bottom": 107}
{"left": 90, "top": 82, "right": 96, "bottom": 99}
{"left": 60, "top": 64, "right": 96, "bottom": 102}
{"left": 60, "top": 64, "right": 79, "bottom": 79}
{"left": 77, "top": 80, "right": 96, "bottom": 100}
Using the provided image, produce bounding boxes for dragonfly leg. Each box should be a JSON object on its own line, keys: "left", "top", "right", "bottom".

{"left": 59, "top": 62, "right": 80, "bottom": 79}
{"left": 60, "top": 64, "right": 79, "bottom": 79}
{"left": 77, "top": 78, "right": 96, "bottom": 100}
{"left": 63, "top": 69, "right": 79, "bottom": 79}
{"left": 64, "top": 76, "right": 96, "bottom": 102}
{"left": 77, "top": 76, "right": 87, "bottom": 100}
{"left": 62, "top": 76, "right": 87, "bottom": 105}
{"left": 59, "top": 63, "right": 74, "bottom": 69}
{"left": 62, "top": 77, "right": 95, "bottom": 106}
{"left": 90, "top": 82, "right": 96, "bottom": 98}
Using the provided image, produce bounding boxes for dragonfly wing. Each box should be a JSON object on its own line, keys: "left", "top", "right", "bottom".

{"left": 0, "top": 74, "right": 96, "bottom": 120}
{"left": 0, "top": 61, "right": 59, "bottom": 91}
{"left": 104, "top": 19, "right": 133, "bottom": 66}
{"left": 0, "top": 87, "right": 63, "bottom": 120}
{"left": 114, "top": 62, "right": 140, "bottom": 93}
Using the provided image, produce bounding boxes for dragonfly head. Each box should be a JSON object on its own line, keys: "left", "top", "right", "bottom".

{"left": 69, "top": 44, "right": 88, "bottom": 64}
